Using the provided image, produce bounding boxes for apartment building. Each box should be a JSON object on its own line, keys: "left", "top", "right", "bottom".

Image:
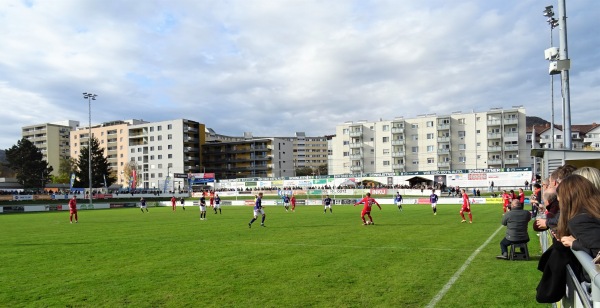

{"left": 71, "top": 120, "right": 144, "bottom": 187}
{"left": 330, "top": 107, "right": 527, "bottom": 175}
{"left": 22, "top": 120, "right": 79, "bottom": 176}
{"left": 202, "top": 138, "right": 294, "bottom": 179}
{"left": 128, "top": 119, "right": 205, "bottom": 190}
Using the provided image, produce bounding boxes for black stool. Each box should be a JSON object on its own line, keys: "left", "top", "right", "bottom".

{"left": 509, "top": 242, "right": 529, "bottom": 260}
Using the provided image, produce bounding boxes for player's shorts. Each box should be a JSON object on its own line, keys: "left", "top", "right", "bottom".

{"left": 254, "top": 209, "right": 265, "bottom": 217}
{"left": 214, "top": 203, "right": 221, "bottom": 209}
{"left": 431, "top": 202, "right": 437, "bottom": 208}
{"left": 324, "top": 204, "right": 332, "bottom": 209}
{"left": 284, "top": 202, "right": 290, "bottom": 207}
{"left": 461, "top": 206, "right": 470, "bottom": 212}
{"left": 361, "top": 210, "right": 371, "bottom": 216}
{"left": 200, "top": 205, "right": 207, "bottom": 211}
{"left": 140, "top": 204, "right": 147, "bottom": 208}
{"left": 70, "top": 209, "right": 77, "bottom": 214}
{"left": 396, "top": 201, "right": 403, "bottom": 206}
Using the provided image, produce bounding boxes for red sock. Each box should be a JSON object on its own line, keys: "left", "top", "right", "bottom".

{"left": 468, "top": 213, "right": 473, "bottom": 222}
{"left": 460, "top": 212, "right": 466, "bottom": 220}
{"left": 367, "top": 214, "right": 373, "bottom": 223}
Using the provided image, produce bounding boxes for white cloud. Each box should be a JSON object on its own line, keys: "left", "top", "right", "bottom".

{"left": 0, "top": 0, "right": 599, "bottom": 148}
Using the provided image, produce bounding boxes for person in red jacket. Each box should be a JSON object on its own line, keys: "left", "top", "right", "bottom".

{"left": 502, "top": 190, "right": 511, "bottom": 213}
{"left": 354, "top": 192, "right": 381, "bottom": 225}
{"left": 68, "top": 195, "right": 78, "bottom": 223}
{"left": 460, "top": 189, "right": 473, "bottom": 223}
{"left": 518, "top": 188, "right": 525, "bottom": 207}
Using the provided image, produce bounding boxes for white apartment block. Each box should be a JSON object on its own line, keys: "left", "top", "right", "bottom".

{"left": 127, "top": 119, "right": 204, "bottom": 190}
{"left": 22, "top": 120, "right": 79, "bottom": 176}
{"left": 330, "top": 107, "right": 527, "bottom": 175}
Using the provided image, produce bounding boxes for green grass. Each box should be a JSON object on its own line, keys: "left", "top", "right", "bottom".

{"left": 0, "top": 203, "right": 549, "bottom": 307}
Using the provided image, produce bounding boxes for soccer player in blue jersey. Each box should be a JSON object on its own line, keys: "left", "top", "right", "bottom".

{"left": 249, "top": 192, "right": 266, "bottom": 228}
{"left": 282, "top": 194, "right": 291, "bottom": 212}
{"left": 394, "top": 192, "right": 403, "bottom": 211}
{"left": 323, "top": 195, "right": 333, "bottom": 213}
{"left": 199, "top": 195, "right": 207, "bottom": 220}
{"left": 213, "top": 194, "right": 221, "bottom": 214}
{"left": 430, "top": 189, "right": 439, "bottom": 215}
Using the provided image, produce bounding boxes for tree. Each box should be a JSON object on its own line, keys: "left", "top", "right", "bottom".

{"left": 4, "top": 138, "right": 53, "bottom": 189}
{"left": 317, "top": 164, "right": 328, "bottom": 176}
{"left": 53, "top": 157, "right": 76, "bottom": 184}
{"left": 74, "top": 137, "right": 116, "bottom": 188}
{"left": 122, "top": 160, "right": 141, "bottom": 188}
{"left": 295, "top": 167, "right": 313, "bottom": 176}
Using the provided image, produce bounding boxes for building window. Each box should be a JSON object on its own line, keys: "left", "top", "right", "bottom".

{"left": 382, "top": 137, "right": 389, "bottom": 142}
{"left": 168, "top": 145, "right": 173, "bottom": 150}
{"left": 458, "top": 131, "right": 466, "bottom": 137}
{"left": 168, "top": 154, "right": 172, "bottom": 158}
{"left": 168, "top": 134, "right": 172, "bottom": 140}
{"left": 459, "top": 144, "right": 466, "bottom": 150}
{"left": 158, "top": 146, "right": 162, "bottom": 150}
{"left": 459, "top": 157, "right": 466, "bottom": 163}
{"left": 458, "top": 118, "right": 466, "bottom": 124}
{"left": 158, "top": 155, "right": 162, "bottom": 159}
{"left": 383, "top": 161, "right": 390, "bottom": 166}
{"left": 343, "top": 141, "right": 349, "bottom": 145}
{"left": 411, "top": 124, "right": 418, "bottom": 129}
{"left": 168, "top": 124, "right": 172, "bottom": 129}
{"left": 427, "top": 133, "right": 434, "bottom": 139}
{"left": 411, "top": 146, "right": 418, "bottom": 153}
{"left": 412, "top": 160, "right": 419, "bottom": 165}
{"left": 150, "top": 136, "right": 154, "bottom": 141}
{"left": 158, "top": 135, "right": 162, "bottom": 141}
{"left": 382, "top": 125, "right": 389, "bottom": 131}
{"left": 412, "top": 134, "right": 418, "bottom": 141}
{"left": 383, "top": 149, "right": 390, "bottom": 154}
{"left": 427, "top": 158, "right": 434, "bottom": 164}
{"left": 427, "top": 145, "right": 434, "bottom": 152}
{"left": 157, "top": 126, "right": 162, "bottom": 131}
{"left": 427, "top": 121, "right": 434, "bottom": 127}
{"left": 343, "top": 129, "right": 349, "bottom": 135}
{"left": 343, "top": 152, "right": 349, "bottom": 157}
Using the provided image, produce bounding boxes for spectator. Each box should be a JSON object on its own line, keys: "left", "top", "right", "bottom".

{"left": 497, "top": 199, "right": 531, "bottom": 259}
{"left": 558, "top": 174, "right": 600, "bottom": 259}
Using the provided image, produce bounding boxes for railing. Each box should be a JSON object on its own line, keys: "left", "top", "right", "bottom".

{"left": 391, "top": 127, "right": 404, "bottom": 134}
{"left": 391, "top": 140, "right": 405, "bottom": 146}
{"left": 540, "top": 231, "right": 600, "bottom": 307}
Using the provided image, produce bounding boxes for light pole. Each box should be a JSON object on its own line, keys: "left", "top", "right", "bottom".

{"left": 543, "top": 6, "right": 559, "bottom": 149}
{"left": 83, "top": 92, "right": 97, "bottom": 209}
{"left": 166, "top": 165, "right": 171, "bottom": 193}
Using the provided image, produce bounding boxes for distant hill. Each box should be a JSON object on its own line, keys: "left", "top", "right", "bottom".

{"left": 0, "top": 149, "right": 5, "bottom": 163}
{"left": 526, "top": 116, "right": 549, "bottom": 127}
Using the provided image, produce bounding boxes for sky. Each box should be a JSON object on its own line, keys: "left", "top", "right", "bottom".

{"left": 0, "top": 0, "right": 599, "bottom": 150}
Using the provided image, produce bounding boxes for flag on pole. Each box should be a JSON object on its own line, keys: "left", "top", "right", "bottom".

{"left": 103, "top": 174, "right": 108, "bottom": 189}
{"left": 69, "top": 173, "right": 75, "bottom": 190}
{"left": 132, "top": 170, "right": 137, "bottom": 189}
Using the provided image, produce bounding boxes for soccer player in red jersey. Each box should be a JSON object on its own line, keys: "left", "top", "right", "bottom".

{"left": 460, "top": 189, "right": 473, "bottom": 223}
{"left": 68, "top": 195, "right": 78, "bottom": 223}
{"left": 291, "top": 195, "right": 296, "bottom": 212}
{"left": 502, "top": 190, "right": 510, "bottom": 213}
{"left": 518, "top": 188, "right": 525, "bottom": 207}
{"left": 171, "top": 196, "right": 177, "bottom": 212}
{"left": 354, "top": 192, "right": 381, "bottom": 225}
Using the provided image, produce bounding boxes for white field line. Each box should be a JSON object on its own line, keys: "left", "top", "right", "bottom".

{"left": 425, "top": 225, "right": 504, "bottom": 308}
{"left": 196, "top": 239, "right": 475, "bottom": 252}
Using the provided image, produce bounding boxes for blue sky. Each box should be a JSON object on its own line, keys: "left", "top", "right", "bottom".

{"left": 0, "top": 0, "right": 599, "bottom": 149}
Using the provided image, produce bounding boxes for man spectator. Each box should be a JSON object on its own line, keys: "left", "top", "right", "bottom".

{"left": 497, "top": 199, "right": 531, "bottom": 259}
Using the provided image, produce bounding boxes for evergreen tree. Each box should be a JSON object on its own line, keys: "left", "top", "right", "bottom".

{"left": 53, "top": 157, "right": 76, "bottom": 184}
{"left": 4, "top": 138, "right": 53, "bottom": 188}
{"left": 74, "top": 137, "right": 116, "bottom": 188}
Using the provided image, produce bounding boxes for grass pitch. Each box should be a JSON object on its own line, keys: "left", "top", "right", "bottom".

{"left": 0, "top": 203, "right": 549, "bottom": 307}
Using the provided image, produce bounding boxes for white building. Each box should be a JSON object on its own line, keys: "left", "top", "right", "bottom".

{"left": 330, "top": 107, "right": 527, "bottom": 175}
{"left": 22, "top": 120, "right": 79, "bottom": 176}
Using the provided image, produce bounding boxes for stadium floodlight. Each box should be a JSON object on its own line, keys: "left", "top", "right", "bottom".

{"left": 83, "top": 92, "right": 97, "bottom": 209}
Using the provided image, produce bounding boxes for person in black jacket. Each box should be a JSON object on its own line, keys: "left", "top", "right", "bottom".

{"left": 497, "top": 199, "right": 531, "bottom": 259}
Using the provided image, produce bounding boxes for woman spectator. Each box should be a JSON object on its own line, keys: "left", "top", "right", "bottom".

{"left": 558, "top": 174, "right": 600, "bottom": 259}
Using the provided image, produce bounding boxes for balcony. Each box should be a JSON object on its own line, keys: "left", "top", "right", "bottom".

{"left": 488, "top": 159, "right": 502, "bottom": 165}
{"left": 504, "top": 118, "right": 518, "bottom": 125}
{"left": 437, "top": 148, "right": 450, "bottom": 154}
{"left": 504, "top": 158, "right": 519, "bottom": 165}
{"left": 437, "top": 136, "right": 450, "bottom": 142}
{"left": 488, "top": 146, "right": 501, "bottom": 152}
{"left": 350, "top": 166, "right": 363, "bottom": 172}
{"left": 392, "top": 164, "right": 405, "bottom": 171}
{"left": 184, "top": 127, "right": 198, "bottom": 133}
{"left": 487, "top": 119, "right": 501, "bottom": 126}
{"left": 349, "top": 142, "right": 362, "bottom": 148}
{"left": 185, "top": 147, "right": 199, "bottom": 152}
{"left": 391, "top": 127, "right": 404, "bottom": 134}
{"left": 350, "top": 154, "right": 363, "bottom": 160}
{"left": 488, "top": 133, "right": 502, "bottom": 139}
{"left": 504, "top": 132, "right": 518, "bottom": 142}
{"left": 391, "top": 140, "right": 405, "bottom": 146}
{"left": 349, "top": 130, "right": 363, "bottom": 137}
{"left": 437, "top": 162, "right": 450, "bottom": 168}
{"left": 504, "top": 145, "right": 518, "bottom": 151}
{"left": 391, "top": 152, "right": 405, "bottom": 158}
{"left": 437, "top": 124, "right": 450, "bottom": 130}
